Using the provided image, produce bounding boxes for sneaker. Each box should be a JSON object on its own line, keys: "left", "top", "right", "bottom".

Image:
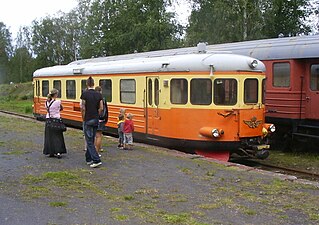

{"left": 56, "top": 153, "right": 62, "bottom": 159}
{"left": 86, "top": 161, "right": 93, "bottom": 165}
{"left": 100, "top": 149, "right": 104, "bottom": 152}
{"left": 99, "top": 154, "right": 102, "bottom": 157}
{"left": 90, "top": 162, "right": 102, "bottom": 168}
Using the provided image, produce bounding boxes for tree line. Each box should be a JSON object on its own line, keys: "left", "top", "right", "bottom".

{"left": 0, "top": 0, "right": 318, "bottom": 84}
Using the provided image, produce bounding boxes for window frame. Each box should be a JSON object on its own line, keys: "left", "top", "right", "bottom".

{"left": 244, "top": 78, "right": 258, "bottom": 104}
{"left": 120, "top": 79, "right": 136, "bottom": 104}
{"left": 213, "top": 78, "right": 237, "bottom": 106}
{"left": 42, "top": 80, "right": 49, "bottom": 97}
{"left": 273, "top": 62, "right": 291, "bottom": 87}
{"left": 170, "top": 78, "right": 188, "bottom": 105}
{"left": 99, "top": 79, "right": 112, "bottom": 102}
{"left": 53, "top": 80, "right": 61, "bottom": 98}
{"left": 190, "top": 78, "right": 212, "bottom": 105}
{"left": 66, "top": 80, "right": 76, "bottom": 99}
{"left": 310, "top": 64, "right": 319, "bottom": 91}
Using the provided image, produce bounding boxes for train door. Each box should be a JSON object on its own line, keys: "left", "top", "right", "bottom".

{"left": 146, "top": 77, "right": 160, "bottom": 136}
{"left": 305, "top": 63, "right": 319, "bottom": 119}
{"left": 34, "top": 80, "right": 41, "bottom": 113}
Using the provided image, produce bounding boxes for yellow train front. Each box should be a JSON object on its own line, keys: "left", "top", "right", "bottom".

{"left": 33, "top": 47, "right": 275, "bottom": 161}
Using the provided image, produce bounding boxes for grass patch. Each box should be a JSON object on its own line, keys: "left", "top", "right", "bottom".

{"left": 124, "top": 195, "right": 134, "bottom": 201}
{"left": 198, "top": 203, "right": 220, "bottom": 210}
{"left": 162, "top": 213, "right": 190, "bottom": 224}
{"left": 20, "top": 169, "right": 96, "bottom": 199}
{"left": 49, "top": 201, "right": 68, "bottom": 207}
{"left": 110, "top": 208, "right": 122, "bottom": 213}
{"left": 114, "top": 214, "right": 129, "bottom": 221}
{"left": 2, "top": 150, "right": 30, "bottom": 155}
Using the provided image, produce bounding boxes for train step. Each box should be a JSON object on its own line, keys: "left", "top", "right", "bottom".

{"left": 292, "top": 132, "right": 319, "bottom": 140}
{"left": 297, "top": 124, "right": 319, "bottom": 130}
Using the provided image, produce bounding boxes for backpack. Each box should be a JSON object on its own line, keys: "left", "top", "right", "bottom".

{"left": 99, "top": 99, "right": 108, "bottom": 123}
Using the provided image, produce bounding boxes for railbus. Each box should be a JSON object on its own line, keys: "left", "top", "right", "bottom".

{"left": 33, "top": 46, "right": 275, "bottom": 161}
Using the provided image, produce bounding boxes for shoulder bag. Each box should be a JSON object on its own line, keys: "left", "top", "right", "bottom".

{"left": 45, "top": 100, "right": 67, "bottom": 132}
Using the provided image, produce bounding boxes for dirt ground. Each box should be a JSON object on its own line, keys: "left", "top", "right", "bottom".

{"left": 0, "top": 113, "right": 319, "bottom": 225}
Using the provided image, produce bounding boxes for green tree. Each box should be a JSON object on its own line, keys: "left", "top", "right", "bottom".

{"left": 262, "top": 0, "right": 311, "bottom": 37}
{"left": 185, "top": 0, "right": 314, "bottom": 45}
{"left": 0, "top": 22, "right": 12, "bottom": 84}
{"left": 9, "top": 47, "right": 34, "bottom": 83}
{"left": 31, "top": 12, "right": 80, "bottom": 69}
{"left": 79, "top": 0, "right": 183, "bottom": 58}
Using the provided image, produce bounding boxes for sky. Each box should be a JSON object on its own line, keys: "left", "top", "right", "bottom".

{"left": 0, "top": 0, "right": 191, "bottom": 41}
{"left": 0, "top": 0, "right": 78, "bottom": 38}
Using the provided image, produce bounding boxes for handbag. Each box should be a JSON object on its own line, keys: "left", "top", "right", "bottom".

{"left": 46, "top": 118, "right": 67, "bottom": 132}
{"left": 46, "top": 100, "right": 67, "bottom": 132}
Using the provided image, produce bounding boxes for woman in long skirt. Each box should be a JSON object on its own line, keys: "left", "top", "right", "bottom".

{"left": 43, "top": 88, "right": 67, "bottom": 158}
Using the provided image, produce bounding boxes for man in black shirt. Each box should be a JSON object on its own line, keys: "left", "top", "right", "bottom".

{"left": 80, "top": 77, "right": 103, "bottom": 168}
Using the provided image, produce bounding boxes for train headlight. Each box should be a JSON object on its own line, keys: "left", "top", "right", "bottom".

{"left": 212, "top": 129, "right": 220, "bottom": 138}
{"left": 269, "top": 124, "right": 276, "bottom": 133}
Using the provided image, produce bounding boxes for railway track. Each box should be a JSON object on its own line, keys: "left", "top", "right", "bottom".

{"left": 0, "top": 110, "right": 36, "bottom": 120}
{"left": 231, "top": 158, "right": 319, "bottom": 182}
{"left": 1, "top": 110, "right": 319, "bottom": 182}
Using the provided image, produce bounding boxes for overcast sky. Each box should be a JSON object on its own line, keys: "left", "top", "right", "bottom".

{"left": 0, "top": 0, "right": 78, "bottom": 38}
{"left": 0, "top": 0, "right": 191, "bottom": 40}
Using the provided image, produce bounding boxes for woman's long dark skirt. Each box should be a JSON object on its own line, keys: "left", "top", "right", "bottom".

{"left": 43, "top": 122, "right": 67, "bottom": 156}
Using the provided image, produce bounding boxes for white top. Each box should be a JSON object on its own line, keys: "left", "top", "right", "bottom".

{"left": 45, "top": 100, "right": 61, "bottom": 119}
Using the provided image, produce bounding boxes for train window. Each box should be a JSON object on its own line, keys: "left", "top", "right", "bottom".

{"left": 81, "top": 79, "right": 87, "bottom": 93}
{"left": 262, "top": 79, "right": 266, "bottom": 104}
{"left": 155, "top": 79, "right": 159, "bottom": 106}
{"left": 99, "top": 79, "right": 112, "bottom": 102}
{"left": 42, "top": 80, "right": 49, "bottom": 97}
{"left": 170, "top": 79, "right": 188, "bottom": 104}
{"left": 148, "top": 79, "right": 152, "bottom": 105}
{"left": 120, "top": 79, "right": 136, "bottom": 104}
{"left": 36, "top": 80, "right": 40, "bottom": 97}
{"left": 244, "top": 79, "right": 258, "bottom": 104}
{"left": 66, "top": 80, "right": 76, "bottom": 99}
{"left": 190, "top": 79, "right": 212, "bottom": 105}
{"left": 310, "top": 64, "right": 319, "bottom": 91}
{"left": 273, "top": 63, "right": 290, "bottom": 87}
{"left": 214, "top": 79, "right": 237, "bottom": 105}
{"left": 53, "top": 80, "right": 61, "bottom": 98}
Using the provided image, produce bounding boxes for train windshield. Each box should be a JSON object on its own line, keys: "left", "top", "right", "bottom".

{"left": 213, "top": 79, "right": 237, "bottom": 105}
{"left": 244, "top": 79, "right": 258, "bottom": 104}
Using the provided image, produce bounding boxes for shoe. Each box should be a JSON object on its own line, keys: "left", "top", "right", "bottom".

{"left": 56, "top": 153, "right": 62, "bottom": 159}
{"left": 86, "top": 161, "right": 93, "bottom": 165}
{"left": 90, "top": 162, "right": 102, "bottom": 168}
{"left": 100, "top": 149, "right": 104, "bottom": 152}
{"left": 99, "top": 154, "right": 102, "bottom": 157}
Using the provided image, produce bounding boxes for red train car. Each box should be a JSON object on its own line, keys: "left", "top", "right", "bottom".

{"left": 204, "top": 35, "right": 319, "bottom": 150}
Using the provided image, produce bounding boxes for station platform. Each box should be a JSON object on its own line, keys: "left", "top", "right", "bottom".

{"left": 0, "top": 113, "right": 318, "bottom": 225}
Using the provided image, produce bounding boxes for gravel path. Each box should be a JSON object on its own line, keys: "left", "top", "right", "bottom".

{"left": 0, "top": 113, "right": 318, "bottom": 225}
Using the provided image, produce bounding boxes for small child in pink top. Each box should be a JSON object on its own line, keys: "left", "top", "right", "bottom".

{"left": 123, "top": 113, "right": 134, "bottom": 150}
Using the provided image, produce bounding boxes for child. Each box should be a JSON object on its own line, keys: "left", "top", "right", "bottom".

{"left": 117, "top": 114, "right": 125, "bottom": 149}
{"left": 123, "top": 113, "right": 134, "bottom": 150}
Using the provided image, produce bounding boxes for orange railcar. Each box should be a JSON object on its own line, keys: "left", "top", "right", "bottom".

{"left": 33, "top": 47, "right": 274, "bottom": 161}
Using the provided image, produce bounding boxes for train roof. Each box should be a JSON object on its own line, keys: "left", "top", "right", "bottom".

{"left": 206, "top": 35, "right": 319, "bottom": 60}
{"left": 33, "top": 53, "right": 265, "bottom": 77}
{"left": 67, "top": 34, "right": 319, "bottom": 64}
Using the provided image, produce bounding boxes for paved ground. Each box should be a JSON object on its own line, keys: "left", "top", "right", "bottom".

{"left": 0, "top": 113, "right": 319, "bottom": 225}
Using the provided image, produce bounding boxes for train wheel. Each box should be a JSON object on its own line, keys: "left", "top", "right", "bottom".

{"left": 195, "top": 150, "right": 230, "bottom": 162}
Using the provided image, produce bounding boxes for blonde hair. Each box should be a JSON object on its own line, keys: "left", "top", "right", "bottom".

{"left": 95, "top": 86, "right": 102, "bottom": 92}
{"left": 127, "top": 113, "right": 133, "bottom": 119}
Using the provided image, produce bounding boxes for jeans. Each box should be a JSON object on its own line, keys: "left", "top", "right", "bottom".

{"left": 84, "top": 118, "right": 101, "bottom": 163}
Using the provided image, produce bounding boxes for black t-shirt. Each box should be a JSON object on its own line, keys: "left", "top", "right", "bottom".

{"left": 80, "top": 89, "right": 103, "bottom": 121}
